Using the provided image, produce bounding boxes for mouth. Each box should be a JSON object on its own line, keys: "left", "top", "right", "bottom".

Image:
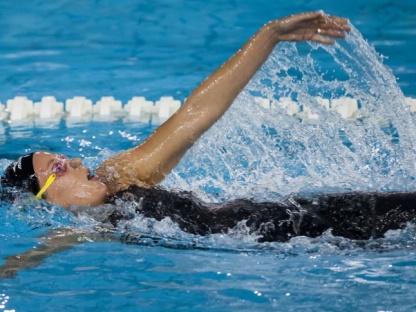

{"left": 87, "top": 169, "right": 100, "bottom": 181}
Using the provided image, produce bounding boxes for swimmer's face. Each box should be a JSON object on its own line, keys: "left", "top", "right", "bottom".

{"left": 33, "top": 151, "right": 108, "bottom": 208}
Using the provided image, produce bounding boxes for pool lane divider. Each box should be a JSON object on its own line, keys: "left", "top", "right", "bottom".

{"left": 1, "top": 95, "right": 416, "bottom": 126}
{"left": 1, "top": 96, "right": 182, "bottom": 126}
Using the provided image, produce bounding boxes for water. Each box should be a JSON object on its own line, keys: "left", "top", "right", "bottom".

{"left": 165, "top": 25, "right": 416, "bottom": 202}
{"left": 1, "top": 1, "right": 416, "bottom": 311}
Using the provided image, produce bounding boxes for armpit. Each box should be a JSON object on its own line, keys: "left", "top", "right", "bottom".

{"left": 96, "top": 158, "right": 149, "bottom": 195}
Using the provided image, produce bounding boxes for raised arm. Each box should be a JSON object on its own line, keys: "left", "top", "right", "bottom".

{"left": 97, "top": 12, "right": 350, "bottom": 193}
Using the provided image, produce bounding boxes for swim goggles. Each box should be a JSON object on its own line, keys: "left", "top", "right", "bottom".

{"left": 36, "top": 174, "right": 56, "bottom": 198}
{"left": 35, "top": 155, "right": 68, "bottom": 199}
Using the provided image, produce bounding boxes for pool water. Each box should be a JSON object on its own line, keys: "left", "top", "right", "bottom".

{"left": 1, "top": 1, "right": 416, "bottom": 311}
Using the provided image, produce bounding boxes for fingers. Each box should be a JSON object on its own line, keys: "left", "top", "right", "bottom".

{"left": 319, "top": 20, "right": 351, "bottom": 33}
{"left": 311, "top": 34, "right": 335, "bottom": 45}
{"left": 295, "top": 12, "right": 351, "bottom": 39}
{"left": 317, "top": 15, "right": 351, "bottom": 32}
{"left": 317, "top": 28, "right": 348, "bottom": 39}
{"left": 310, "top": 28, "right": 347, "bottom": 45}
{"left": 319, "top": 15, "right": 349, "bottom": 26}
{"left": 293, "top": 11, "right": 350, "bottom": 28}
{"left": 312, "top": 13, "right": 350, "bottom": 43}
{"left": 273, "top": 11, "right": 350, "bottom": 45}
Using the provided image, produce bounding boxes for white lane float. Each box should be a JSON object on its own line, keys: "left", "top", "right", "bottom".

{"left": 1, "top": 95, "right": 416, "bottom": 125}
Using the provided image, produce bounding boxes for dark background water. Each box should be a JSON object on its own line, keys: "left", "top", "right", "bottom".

{"left": 0, "top": 0, "right": 414, "bottom": 104}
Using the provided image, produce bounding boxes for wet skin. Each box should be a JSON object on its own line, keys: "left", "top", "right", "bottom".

{"left": 32, "top": 13, "right": 350, "bottom": 209}
{"left": 33, "top": 152, "right": 108, "bottom": 208}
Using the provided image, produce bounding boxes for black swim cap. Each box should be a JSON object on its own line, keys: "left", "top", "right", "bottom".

{"left": 2, "top": 153, "right": 40, "bottom": 195}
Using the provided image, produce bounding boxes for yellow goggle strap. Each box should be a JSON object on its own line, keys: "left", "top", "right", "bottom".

{"left": 36, "top": 174, "right": 56, "bottom": 199}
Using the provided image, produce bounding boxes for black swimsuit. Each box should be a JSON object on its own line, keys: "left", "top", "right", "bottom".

{"left": 106, "top": 186, "right": 416, "bottom": 242}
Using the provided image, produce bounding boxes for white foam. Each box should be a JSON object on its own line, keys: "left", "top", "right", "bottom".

{"left": 162, "top": 24, "right": 416, "bottom": 201}
{"left": 331, "top": 97, "right": 359, "bottom": 119}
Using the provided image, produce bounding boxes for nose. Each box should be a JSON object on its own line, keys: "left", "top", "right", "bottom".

{"left": 69, "top": 158, "right": 82, "bottom": 169}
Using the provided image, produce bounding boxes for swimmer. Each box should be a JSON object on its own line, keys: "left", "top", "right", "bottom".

{"left": 2, "top": 11, "right": 350, "bottom": 208}
{"left": 7, "top": 11, "right": 412, "bottom": 278}
{"left": 2, "top": 11, "right": 416, "bottom": 279}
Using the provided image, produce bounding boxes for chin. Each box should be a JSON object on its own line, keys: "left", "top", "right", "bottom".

{"left": 68, "top": 194, "right": 107, "bottom": 208}
{"left": 60, "top": 185, "right": 109, "bottom": 208}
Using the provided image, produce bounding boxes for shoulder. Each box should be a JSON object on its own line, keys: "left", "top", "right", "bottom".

{"left": 110, "top": 185, "right": 195, "bottom": 203}
{"left": 108, "top": 185, "right": 204, "bottom": 215}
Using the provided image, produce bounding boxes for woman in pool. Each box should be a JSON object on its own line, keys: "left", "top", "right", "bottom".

{"left": 2, "top": 12, "right": 416, "bottom": 278}
{"left": 4, "top": 12, "right": 350, "bottom": 207}
{"left": 4, "top": 11, "right": 416, "bottom": 241}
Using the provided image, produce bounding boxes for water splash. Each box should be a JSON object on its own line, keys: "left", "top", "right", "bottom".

{"left": 163, "top": 24, "right": 416, "bottom": 202}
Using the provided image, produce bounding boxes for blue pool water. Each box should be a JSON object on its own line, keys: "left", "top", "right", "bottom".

{"left": 1, "top": 1, "right": 416, "bottom": 311}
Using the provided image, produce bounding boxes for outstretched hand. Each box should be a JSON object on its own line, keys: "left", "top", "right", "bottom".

{"left": 271, "top": 11, "right": 350, "bottom": 45}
